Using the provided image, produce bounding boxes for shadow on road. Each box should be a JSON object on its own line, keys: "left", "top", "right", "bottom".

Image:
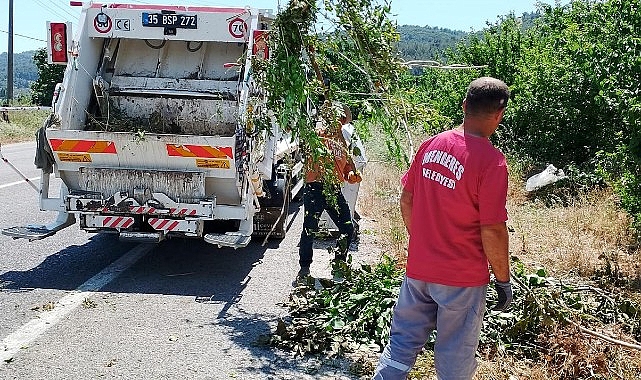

{"left": 0, "top": 201, "right": 363, "bottom": 378}
{"left": 0, "top": 203, "right": 301, "bottom": 301}
{"left": 216, "top": 310, "right": 362, "bottom": 379}
{"left": 0, "top": 233, "right": 138, "bottom": 292}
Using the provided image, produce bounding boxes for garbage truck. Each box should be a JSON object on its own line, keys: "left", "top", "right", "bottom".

{"left": 2, "top": 2, "right": 308, "bottom": 248}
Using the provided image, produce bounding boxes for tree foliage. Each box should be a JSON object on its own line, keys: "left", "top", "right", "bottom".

{"left": 411, "top": 0, "right": 641, "bottom": 228}
{"left": 30, "top": 48, "right": 65, "bottom": 106}
{"left": 252, "top": 0, "right": 408, "bottom": 180}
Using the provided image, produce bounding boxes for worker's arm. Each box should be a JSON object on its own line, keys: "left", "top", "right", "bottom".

{"left": 400, "top": 189, "right": 413, "bottom": 234}
{"left": 480, "top": 222, "right": 510, "bottom": 282}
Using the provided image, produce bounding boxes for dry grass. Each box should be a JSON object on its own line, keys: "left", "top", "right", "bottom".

{"left": 357, "top": 160, "right": 408, "bottom": 263}
{"left": 508, "top": 181, "right": 641, "bottom": 286}
{"left": 408, "top": 339, "right": 641, "bottom": 380}
{"left": 0, "top": 109, "right": 49, "bottom": 144}
{"left": 475, "top": 324, "right": 641, "bottom": 380}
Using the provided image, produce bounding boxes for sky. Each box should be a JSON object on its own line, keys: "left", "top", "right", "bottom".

{"left": 0, "top": 0, "right": 567, "bottom": 54}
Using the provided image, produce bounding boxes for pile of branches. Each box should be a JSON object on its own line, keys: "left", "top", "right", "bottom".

{"left": 270, "top": 255, "right": 403, "bottom": 357}
{"left": 271, "top": 256, "right": 641, "bottom": 377}
{"left": 484, "top": 260, "right": 641, "bottom": 350}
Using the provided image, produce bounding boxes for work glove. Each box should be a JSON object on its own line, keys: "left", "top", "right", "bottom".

{"left": 493, "top": 280, "right": 513, "bottom": 311}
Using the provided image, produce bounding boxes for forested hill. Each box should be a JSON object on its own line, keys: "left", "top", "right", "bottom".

{"left": 397, "top": 25, "right": 467, "bottom": 61}
{"left": 0, "top": 50, "right": 39, "bottom": 96}
{"left": 396, "top": 11, "right": 539, "bottom": 62}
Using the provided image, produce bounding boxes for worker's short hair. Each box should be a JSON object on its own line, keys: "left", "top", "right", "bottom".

{"left": 464, "top": 77, "right": 510, "bottom": 116}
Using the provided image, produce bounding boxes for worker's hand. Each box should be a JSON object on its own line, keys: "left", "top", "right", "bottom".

{"left": 346, "top": 170, "right": 362, "bottom": 184}
{"left": 493, "top": 280, "right": 513, "bottom": 311}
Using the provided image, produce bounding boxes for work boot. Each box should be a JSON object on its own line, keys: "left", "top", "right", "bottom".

{"left": 292, "top": 266, "right": 311, "bottom": 286}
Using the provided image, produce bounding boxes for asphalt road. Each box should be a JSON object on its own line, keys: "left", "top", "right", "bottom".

{"left": 0, "top": 142, "right": 360, "bottom": 380}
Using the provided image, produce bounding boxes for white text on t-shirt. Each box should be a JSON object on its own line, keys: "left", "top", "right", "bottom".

{"left": 421, "top": 149, "right": 464, "bottom": 180}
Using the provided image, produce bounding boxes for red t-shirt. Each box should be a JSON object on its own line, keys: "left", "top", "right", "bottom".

{"left": 401, "top": 129, "right": 508, "bottom": 287}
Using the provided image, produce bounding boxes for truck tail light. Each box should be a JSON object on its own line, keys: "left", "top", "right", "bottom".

{"left": 252, "top": 30, "right": 269, "bottom": 60}
{"left": 47, "top": 22, "right": 71, "bottom": 65}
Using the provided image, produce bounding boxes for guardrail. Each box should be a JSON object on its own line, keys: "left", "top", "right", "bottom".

{"left": 0, "top": 106, "right": 52, "bottom": 111}
{"left": 1, "top": 106, "right": 51, "bottom": 123}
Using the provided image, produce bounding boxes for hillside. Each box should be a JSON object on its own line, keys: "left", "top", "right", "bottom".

{"left": 397, "top": 25, "right": 466, "bottom": 61}
{"left": 396, "top": 11, "right": 540, "bottom": 62}
{"left": 0, "top": 50, "right": 39, "bottom": 98}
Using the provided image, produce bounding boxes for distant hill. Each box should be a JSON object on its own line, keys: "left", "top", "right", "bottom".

{"left": 396, "top": 11, "right": 541, "bottom": 62}
{"left": 397, "top": 25, "right": 467, "bottom": 61}
{"left": 0, "top": 50, "right": 39, "bottom": 98}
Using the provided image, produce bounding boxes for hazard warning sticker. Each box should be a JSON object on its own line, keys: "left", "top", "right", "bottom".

{"left": 196, "top": 159, "right": 230, "bottom": 169}
{"left": 58, "top": 153, "right": 92, "bottom": 163}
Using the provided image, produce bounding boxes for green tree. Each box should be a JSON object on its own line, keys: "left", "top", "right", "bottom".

{"left": 420, "top": 0, "right": 641, "bottom": 228}
{"left": 30, "top": 48, "right": 65, "bottom": 106}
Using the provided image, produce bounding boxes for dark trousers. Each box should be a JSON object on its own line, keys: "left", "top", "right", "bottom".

{"left": 299, "top": 182, "right": 354, "bottom": 268}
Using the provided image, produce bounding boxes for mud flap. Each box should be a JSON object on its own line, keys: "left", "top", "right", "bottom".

{"left": 1, "top": 212, "right": 76, "bottom": 241}
{"left": 253, "top": 170, "right": 292, "bottom": 240}
{"left": 253, "top": 206, "right": 287, "bottom": 238}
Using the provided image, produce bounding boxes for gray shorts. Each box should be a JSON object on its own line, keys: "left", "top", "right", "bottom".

{"left": 373, "top": 276, "right": 488, "bottom": 380}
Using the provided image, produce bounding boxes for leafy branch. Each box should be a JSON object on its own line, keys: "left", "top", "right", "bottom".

{"left": 271, "top": 255, "right": 641, "bottom": 368}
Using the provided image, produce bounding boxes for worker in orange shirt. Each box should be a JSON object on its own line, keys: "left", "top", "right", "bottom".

{"left": 297, "top": 103, "right": 362, "bottom": 282}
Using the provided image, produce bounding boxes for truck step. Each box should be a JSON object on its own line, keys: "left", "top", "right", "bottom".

{"left": 203, "top": 232, "right": 251, "bottom": 249}
{"left": 1, "top": 212, "right": 75, "bottom": 241}
{"left": 1, "top": 225, "right": 57, "bottom": 241}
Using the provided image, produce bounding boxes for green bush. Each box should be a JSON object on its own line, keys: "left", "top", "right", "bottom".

{"left": 408, "top": 0, "right": 641, "bottom": 230}
{"left": 30, "top": 48, "right": 65, "bottom": 106}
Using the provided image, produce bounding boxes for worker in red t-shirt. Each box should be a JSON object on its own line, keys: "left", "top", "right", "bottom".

{"left": 374, "top": 77, "right": 513, "bottom": 380}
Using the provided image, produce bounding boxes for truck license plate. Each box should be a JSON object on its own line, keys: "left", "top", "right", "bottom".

{"left": 142, "top": 13, "right": 197, "bottom": 29}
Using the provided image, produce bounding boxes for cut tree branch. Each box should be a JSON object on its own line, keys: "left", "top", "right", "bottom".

{"left": 573, "top": 321, "right": 641, "bottom": 351}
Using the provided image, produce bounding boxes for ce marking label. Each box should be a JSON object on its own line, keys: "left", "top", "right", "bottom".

{"left": 115, "top": 19, "right": 131, "bottom": 31}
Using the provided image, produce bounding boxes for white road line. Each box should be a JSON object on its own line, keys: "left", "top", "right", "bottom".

{"left": 0, "top": 177, "right": 40, "bottom": 190}
{"left": 1, "top": 243, "right": 155, "bottom": 363}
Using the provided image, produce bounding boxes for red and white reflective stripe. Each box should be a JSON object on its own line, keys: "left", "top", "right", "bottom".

{"left": 169, "top": 208, "right": 197, "bottom": 216}
{"left": 148, "top": 218, "right": 180, "bottom": 231}
{"left": 103, "top": 216, "right": 134, "bottom": 229}
{"left": 129, "top": 206, "right": 157, "bottom": 214}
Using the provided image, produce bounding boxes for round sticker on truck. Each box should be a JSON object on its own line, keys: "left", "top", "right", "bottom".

{"left": 228, "top": 17, "right": 247, "bottom": 39}
{"left": 94, "top": 12, "right": 112, "bottom": 34}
